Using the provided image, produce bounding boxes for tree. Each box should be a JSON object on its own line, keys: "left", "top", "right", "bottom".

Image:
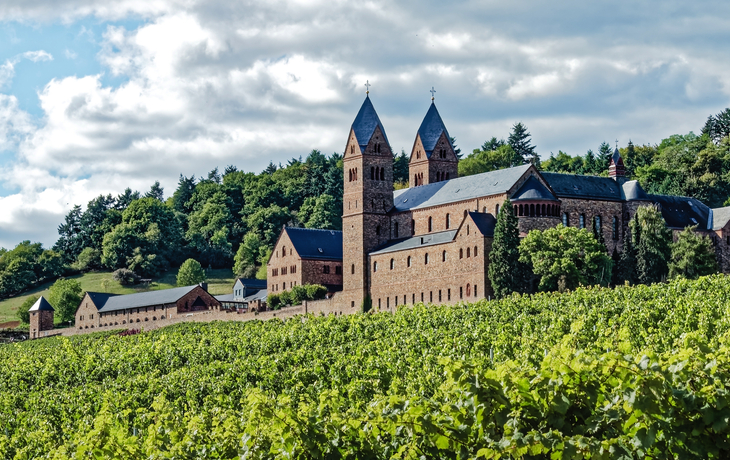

{"left": 459, "top": 144, "right": 522, "bottom": 177}
{"left": 508, "top": 122, "right": 538, "bottom": 165}
{"left": 185, "top": 191, "right": 234, "bottom": 267}
{"left": 172, "top": 175, "right": 196, "bottom": 214}
{"left": 703, "top": 108, "right": 730, "bottom": 144}
{"left": 596, "top": 142, "right": 613, "bottom": 172}
{"left": 615, "top": 228, "right": 638, "bottom": 285}
{"left": 519, "top": 225, "right": 612, "bottom": 292}
{"left": 480, "top": 137, "right": 505, "bottom": 152}
{"left": 233, "top": 232, "right": 263, "bottom": 278}
{"left": 145, "top": 181, "right": 164, "bottom": 201}
{"left": 71, "top": 247, "right": 101, "bottom": 272}
{"left": 48, "top": 278, "right": 82, "bottom": 323}
{"left": 112, "top": 268, "right": 139, "bottom": 286}
{"left": 177, "top": 259, "right": 206, "bottom": 286}
{"left": 393, "top": 150, "right": 409, "bottom": 184}
{"left": 489, "top": 199, "right": 531, "bottom": 298}
{"left": 631, "top": 206, "right": 672, "bottom": 284}
{"left": 17, "top": 295, "right": 39, "bottom": 324}
{"left": 114, "top": 188, "right": 140, "bottom": 211}
{"left": 297, "top": 195, "right": 340, "bottom": 230}
{"left": 54, "top": 205, "right": 84, "bottom": 263}
{"left": 668, "top": 226, "right": 719, "bottom": 279}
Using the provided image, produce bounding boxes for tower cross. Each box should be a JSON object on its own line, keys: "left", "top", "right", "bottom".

{"left": 615, "top": 139, "right": 619, "bottom": 149}
{"left": 365, "top": 80, "right": 371, "bottom": 95}
{"left": 430, "top": 86, "right": 436, "bottom": 101}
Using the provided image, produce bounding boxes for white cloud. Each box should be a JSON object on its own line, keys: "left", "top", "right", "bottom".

{"left": 1, "top": 0, "right": 730, "bottom": 248}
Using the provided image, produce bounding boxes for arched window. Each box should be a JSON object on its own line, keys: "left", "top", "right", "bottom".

{"left": 474, "top": 246, "right": 478, "bottom": 257}
{"left": 348, "top": 169, "right": 352, "bottom": 182}
{"left": 530, "top": 204, "right": 535, "bottom": 217}
{"left": 612, "top": 216, "right": 619, "bottom": 240}
{"left": 594, "top": 215, "right": 602, "bottom": 235}
{"left": 446, "top": 213, "right": 451, "bottom": 229}
{"left": 542, "top": 204, "right": 546, "bottom": 216}
{"left": 282, "top": 246, "right": 285, "bottom": 257}
{"left": 390, "top": 258, "right": 395, "bottom": 270}
{"left": 425, "top": 253, "right": 429, "bottom": 264}
{"left": 351, "top": 264, "right": 355, "bottom": 274}
{"left": 579, "top": 214, "right": 586, "bottom": 229}
{"left": 459, "top": 248, "right": 463, "bottom": 259}
{"left": 466, "top": 284, "right": 471, "bottom": 296}
{"left": 414, "top": 174, "right": 418, "bottom": 185}
{"left": 380, "top": 168, "right": 385, "bottom": 181}
{"left": 467, "top": 247, "right": 471, "bottom": 258}
{"left": 394, "top": 222, "right": 399, "bottom": 238}
{"left": 442, "top": 250, "right": 447, "bottom": 262}
{"left": 446, "top": 173, "right": 450, "bottom": 179}
{"left": 411, "top": 219, "right": 416, "bottom": 235}
{"left": 467, "top": 225, "right": 470, "bottom": 235}
{"left": 376, "top": 225, "right": 381, "bottom": 236}
{"left": 562, "top": 212, "right": 569, "bottom": 226}
{"left": 407, "top": 256, "right": 412, "bottom": 267}
{"left": 496, "top": 204, "right": 500, "bottom": 215}
{"left": 428, "top": 216, "right": 433, "bottom": 232}
{"left": 350, "top": 145, "right": 354, "bottom": 154}
{"left": 373, "top": 261, "right": 378, "bottom": 272}
{"left": 519, "top": 204, "right": 523, "bottom": 216}
{"left": 371, "top": 167, "right": 374, "bottom": 180}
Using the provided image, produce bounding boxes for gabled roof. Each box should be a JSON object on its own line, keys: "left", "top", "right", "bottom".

{"left": 370, "top": 230, "right": 458, "bottom": 256}
{"left": 712, "top": 206, "right": 730, "bottom": 230}
{"left": 234, "top": 278, "right": 267, "bottom": 288}
{"left": 29, "top": 296, "right": 54, "bottom": 312}
{"left": 285, "top": 227, "right": 343, "bottom": 260}
{"left": 469, "top": 212, "right": 497, "bottom": 237}
{"left": 510, "top": 176, "right": 558, "bottom": 202}
{"left": 650, "top": 194, "right": 711, "bottom": 230}
{"left": 88, "top": 285, "right": 201, "bottom": 313}
{"left": 243, "top": 289, "right": 268, "bottom": 302}
{"left": 351, "top": 96, "right": 390, "bottom": 153}
{"left": 417, "top": 102, "right": 452, "bottom": 157}
{"left": 542, "top": 172, "right": 623, "bottom": 201}
{"left": 393, "top": 164, "right": 531, "bottom": 211}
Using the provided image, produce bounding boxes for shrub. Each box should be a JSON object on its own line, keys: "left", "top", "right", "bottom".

{"left": 177, "top": 259, "right": 206, "bottom": 286}
{"left": 305, "top": 284, "right": 327, "bottom": 300}
{"left": 71, "top": 247, "right": 101, "bottom": 272}
{"left": 16, "top": 295, "right": 40, "bottom": 324}
{"left": 289, "top": 285, "right": 308, "bottom": 305}
{"left": 278, "top": 290, "right": 291, "bottom": 307}
{"left": 112, "top": 268, "right": 139, "bottom": 286}
{"left": 267, "top": 293, "right": 281, "bottom": 310}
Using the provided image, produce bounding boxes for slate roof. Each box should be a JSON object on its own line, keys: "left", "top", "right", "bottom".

{"left": 243, "top": 289, "right": 268, "bottom": 302}
{"left": 622, "top": 180, "right": 650, "bottom": 201}
{"left": 510, "top": 176, "right": 558, "bottom": 202}
{"left": 393, "top": 164, "right": 531, "bottom": 212}
{"left": 285, "top": 227, "right": 343, "bottom": 260}
{"left": 370, "top": 230, "right": 458, "bottom": 256}
{"left": 712, "top": 206, "right": 730, "bottom": 230}
{"left": 542, "top": 172, "right": 623, "bottom": 201}
{"left": 417, "top": 102, "right": 452, "bottom": 157}
{"left": 29, "top": 296, "right": 54, "bottom": 312}
{"left": 469, "top": 212, "right": 497, "bottom": 237}
{"left": 611, "top": 147, "right": 622, "bottom": 166}
{"left": 88, "top": 285, "right": 200, "bottom": 313}
{"left": 214, "top": 293, "right": 235, "bottom": 302}
{"left": 351, "top": 96, "right": 390, "bottom": 153}
{"left": 650, "top": 194, "right": 711, "bottom": 230}
{"left": 234, "top": 278, "right": 267, "bottom": 288}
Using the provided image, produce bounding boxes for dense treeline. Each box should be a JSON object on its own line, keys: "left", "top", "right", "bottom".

{"left": 1, "top": 109, "right": 728, "bottom": 300}
{"left": 2, "top": 275, "right": 730, "bottom": 457}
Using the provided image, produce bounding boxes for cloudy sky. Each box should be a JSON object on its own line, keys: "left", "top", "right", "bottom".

{"left": 1, "top": 0, "right": 729, "bottom": 249}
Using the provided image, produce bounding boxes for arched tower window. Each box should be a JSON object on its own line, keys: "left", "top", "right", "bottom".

{"left": 428, "top": 217, "right": 433, "bottom": 232}
{"left": 474, "top": 246, "right": 478, "bottom": 257}
{"left": 594, "top": 215, "right": 602, "bottom": 234}
{"left": 459, "top": 248, "right": 463, "bottom": 259}
{"left": 371, "top": 167, "right": 374, "bottom": 180}
{"left": 562, "top": 212, "right": 569, "bottom": 226}
{"left": 466, "top": 284, "right": 471, "bottom": 296}
{"left": 380, "top": 168, "right": 385, "bottom": 181}
{"left": 579, "top": 214, "right": 586, "bottom": 229}
{"left": 390, "top": 258, "right": 394, "bottom": 270}
{"left": 467, "top": 247, "right": 471, "bottom": 258}
{"left": 424, "top": 253, "right": 429, "bottom": 264}
{"left": 446, "top": 213, "right": 451, "bottom": 229}
{"left": 411, "top": 219, "right": 416, "bottom": 235}
{"left": 351, "top": 264, "right": 355, "bottom": 274}
{"left": 442, "top": 250, "right": 447, "bottom": 262}
{"left": 495, "top": 204, "right": 500, "bottom": 215}
{"left": 394, "top": 222, "right": 399, "bottom": 238}
{"left": 407, "top": 256, "right": 412, "bottom": 267}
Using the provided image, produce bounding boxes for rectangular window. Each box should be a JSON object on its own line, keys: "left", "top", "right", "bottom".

{"left": 460, "top": 287, "right": 463, "bottom": 299}
{"left": 421, "top": 292, "right": 424, "bottom": 302}
{"left": 387, "top": 297, "right": 390, "bottom": 308}
{"left": 430, "top": 291, "right": 433, "bottom": 302}
{"left": 439, "top": 290, "right": 442, "bottom": 301}
{"left": 448, "top": 289, "right": 451, "bottom": 301}
{"left": 378, "top": 298, "right": 381, "bottom": 308}
{"left": 475, "top": 285, "right": 478, "bottom": 297}
{"left": 395, "top": 296, "right": 398, "bottom": 306}
{"left": 412, "top": 293, "right": 415, "bottom": 304}
{"left": 403, "top": 295, "right": 406, "bottom": 304}
{"left": 323, "top": 265, "right": 330, "bottom": 274}
{"left": 335, "top": 266, "right": 342, "bottom": 275}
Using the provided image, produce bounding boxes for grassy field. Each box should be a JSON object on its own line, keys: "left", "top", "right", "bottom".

{"left": 0, "top": 268, "right": 238, "bottom": 326}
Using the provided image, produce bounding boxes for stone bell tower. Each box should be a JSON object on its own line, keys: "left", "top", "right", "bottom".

{"left": 29, "top": 296, "right": 54, "bottom": 339}
{"left": 409, "top": 95, "right": 459, "bottom": 187}
{"left": 341, "top": 93, "right": 393, "bottom": 310}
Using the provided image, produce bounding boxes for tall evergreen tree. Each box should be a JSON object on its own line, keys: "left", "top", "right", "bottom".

{"left": 114, "top": 188, "right": 140, "bottom": 211}
{"left": 172, "top": 175, "right": 196, "bottom": 214}
{"left": 616, "top": 226, "right": 638, "bottom": 285}
{"left": 489, "top": 199, "right": 530, "bottom": 298}
{"left": 631, "top": 206, "right": 671, "bottom": 284}
{"left": 145, "top": 181, "right": 164, "bottom": 201}
{"left": 702, "top": 108, "right": 730, "bottom": 144}
{"left": 597, "top": 142, "right": 612, "bottom": 172}
{"left": 508, "top": 122, "right": 538, "bottom": 165}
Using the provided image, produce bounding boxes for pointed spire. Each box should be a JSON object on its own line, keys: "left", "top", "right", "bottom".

{"left": 29, "top": 296, "right": 54, "bottom": 312}
{"left": 609, "top": 143, "right": 625, "bottom": 180}
{"left": 417, "top": 101, "right": 452, "bottom": 157}
{"left": 351, "top": 95, "right": 390, "bottom": 153}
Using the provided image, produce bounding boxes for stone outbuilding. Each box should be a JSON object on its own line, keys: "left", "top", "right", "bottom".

{"left": 29, "top": 296, "right": 54, "bottom": 339}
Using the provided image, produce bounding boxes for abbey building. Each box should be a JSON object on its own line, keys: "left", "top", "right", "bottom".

{"left": 267, "top": 94, "right": 730, "bottom": 311}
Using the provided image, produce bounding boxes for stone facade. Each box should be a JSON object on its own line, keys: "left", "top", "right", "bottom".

{"left": 29, "top": 310, "right": 54, "bottom": 339}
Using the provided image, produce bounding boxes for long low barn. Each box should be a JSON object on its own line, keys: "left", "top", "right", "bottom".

{"left": 74, "top": 284, "right": 220, "bottom": 330}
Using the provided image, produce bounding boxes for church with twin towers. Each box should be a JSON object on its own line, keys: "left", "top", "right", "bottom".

{"left": 267, "top": 91, "right": 730, "bottom": 311}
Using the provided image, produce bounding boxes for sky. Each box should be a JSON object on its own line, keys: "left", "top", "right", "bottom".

{"left": 1, "top": 0, "right": 729, "bottom": 249}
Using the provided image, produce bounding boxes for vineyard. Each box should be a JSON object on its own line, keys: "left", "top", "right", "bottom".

{"left": 2, "top": 276, "right": 730, "bottom": 458}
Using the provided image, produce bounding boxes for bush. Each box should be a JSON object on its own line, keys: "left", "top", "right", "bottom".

{"left": 16, "top": 295, "right": 40, "bottom": 324}
{"left": 289, "top": 285, "right": 308, "bottom": 305}
{"left": 305, "top": 284, "right": 327, "bottom": 300}
{"left": 267, "top": 293, "right": 281, "bottom": 310}
{"left": 177, "top": 259, "right": 206, "bottom": 286}
{"left": 48, "top": 278, "right": 82, "bottom": 323}
{"left": 112, "top": 268, "right": 139, "bottom": 286}
{"left": 278, "top": 290, "right": 291, "bottom": 307}
{"left": 71, "top": 247, "right": 101, "bottom": 272}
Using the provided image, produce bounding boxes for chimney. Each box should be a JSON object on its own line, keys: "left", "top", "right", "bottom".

{"left": 199, "top": 282, "right": 208, "bottom": 292}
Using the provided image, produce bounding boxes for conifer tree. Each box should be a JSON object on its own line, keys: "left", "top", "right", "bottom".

{"left": 489, "top": 199, "right": 529, "bottom": 298}
{"left": 631, "top": 206, "right": 671, "bottom": 284}
{"left": 616, "top": 226, "right": 638, "bottom": 284}
{"left": 508, "top": 122, "right": 538, "bottom": 165}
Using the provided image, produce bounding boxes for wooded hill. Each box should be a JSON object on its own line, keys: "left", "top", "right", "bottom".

{"left": 1, "top": 108, "right": 729, "bottom": 301}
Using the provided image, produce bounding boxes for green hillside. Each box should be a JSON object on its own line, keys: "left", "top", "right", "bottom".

{"left": 0, "top": 268, "right": 236, "bottom": 326}
{"left": 2, "top": 275, "right": 730, "bottom": 458}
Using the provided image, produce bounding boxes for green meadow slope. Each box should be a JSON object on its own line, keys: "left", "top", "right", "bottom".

{"left": 0, "top": 268, "right": 236, "bottom": 326}
{"left": 2, "top": 275, "right": 730, "bottom": 458}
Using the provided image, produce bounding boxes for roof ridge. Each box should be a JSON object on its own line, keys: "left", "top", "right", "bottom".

{"left": 286, "top": 227, "right": 342, "bottom": 233}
